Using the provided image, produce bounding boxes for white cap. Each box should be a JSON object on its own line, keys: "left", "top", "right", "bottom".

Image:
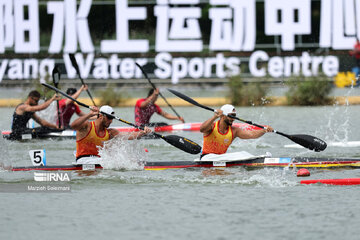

{"left": 220, "top": 104, "right": 236, "bottom": 116}
{"left": 99, "top": 105, "right": 114, "bottom": 115}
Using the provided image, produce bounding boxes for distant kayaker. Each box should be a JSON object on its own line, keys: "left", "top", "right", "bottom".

{"left": 58, "top": 85, "right": 88, "bottom": 128}
{"left": 349, "top": 38, "right": 360, "bottom": 72}
{"left": 134, "top": 88, "right": 184, "bottom": 127}
{"left": 9, "top": 90, "right": 62, "bottom": 140}
{"left": 200, "top": 104, "right": 273, "bottom": 158}
{"left": 71, "top": 105, "right": 152, "bottom": 164}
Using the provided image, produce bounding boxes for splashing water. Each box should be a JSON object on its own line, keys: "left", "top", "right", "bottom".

{"left": 324, "top": 107, "right": 350, "bottom": 143}
{"left": 98, "top": 136, "right": 147, "bottom": 171}
{"left": 244, "top": 168, "right": 298, "bottom": 187}
{"left": 0, "top": 134, "right": 11, "bottom": 170}
{"left": 320, "top": 84, "right": 358, "bottom": 143}
{"left": 322, "top": 102, "right": 353, "bottom": 144}
{"left": 174, "top": 168, "right": 298, "bottom": 187}
{"left": 36, "top": 101, "right": 58, "bottom": 126}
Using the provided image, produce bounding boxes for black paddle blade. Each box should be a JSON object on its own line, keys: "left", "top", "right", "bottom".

{"left": 162, "top": 135, "right": 202, "bottom": 154}
{"left": 135, "top": 63, "right": 152, "bottom": 83}
{"left": 279, "top": 132, "right": 327, "bottom": 152}
{"left": 69, "top": 53, "right": 80, "bottom": 72}
{"left": 167, "top": 88, "right": 215, "bottom": 112}
{"left": 52, "top": 65, "right": 61, "bottom": 87}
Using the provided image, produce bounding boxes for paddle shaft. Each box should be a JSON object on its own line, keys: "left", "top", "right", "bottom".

{"left": 180, "top": 98, "right": 289, "bottom": 136}
{"left": 135, "top": 63, "right": 183, "bottom": 120}
{"left": 69, "top": 54, "right": 96, "bottom": 106}
{"left": 55, "top": 89, "right": 61, "bottom": 128}
{"left": 43, "top": 83, "right": 153, "bottom": 133}
{"left": 167, "top": 88, "right": 327, "bottom": 151}
{"left": 41, "top": 83, "right": 201, "bottom": 155}
{"left": 177, "top": 97, "right": 266, "bottom": 130}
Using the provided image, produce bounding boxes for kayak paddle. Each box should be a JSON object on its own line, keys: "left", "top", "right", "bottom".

{"left": 69, "top": 53, "right": 97, "bottom": 106}
{"left": 167, "top": 88, "right": 327, "bottom": 152}
{"left": 135, "top": 62, "right": 184, "bottom": 121}
{"left": 42, "top": 83, "right": 201, "bottom": 155}
{"left": 52, "top": 66, "right": 61, "bottom": 129}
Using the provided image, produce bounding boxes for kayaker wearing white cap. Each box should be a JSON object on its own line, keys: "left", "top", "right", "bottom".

{"left": 71, "top": 105, "right": 152, "bottom": 164}
{"left": 200, "top": 104, "right": 273, "bottom": 158}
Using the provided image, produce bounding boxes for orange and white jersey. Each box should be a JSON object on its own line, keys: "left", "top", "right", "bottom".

{"left": 202, "top": 120, "right": 233, "bottom": 155}
{"left": 76, "top": 121, "right": 110, "bottom": 158}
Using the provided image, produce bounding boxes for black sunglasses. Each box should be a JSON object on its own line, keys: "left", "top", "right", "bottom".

{"left": 106, "top": 114, "right": 115, "bottom": 120}
{"left": 99, "top": 113, "right": 114, "bottom": 120}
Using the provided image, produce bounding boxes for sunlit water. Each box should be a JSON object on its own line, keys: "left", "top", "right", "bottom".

{"left": 1, "top": 104, "right": 360, "bottom": 240}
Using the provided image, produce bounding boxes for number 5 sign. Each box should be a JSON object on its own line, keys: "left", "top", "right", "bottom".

{"left": 29, "top": 149, "right": 46, "bottom": 166}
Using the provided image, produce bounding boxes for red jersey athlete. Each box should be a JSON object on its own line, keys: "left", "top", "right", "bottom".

{"left": 58, "top": 85, "right": 88, "bottom": 128}
{"left": 135, "top": 88, "right": 184, "bottom": 127}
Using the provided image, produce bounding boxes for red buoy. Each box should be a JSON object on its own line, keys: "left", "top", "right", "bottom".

{"left": 144, "top": 148, "right": 149, "bottom": 153}
{"left": 301, "top": 178, "right": 360, "bottom": 185}
{"left": 297, "top": 168, "right": 310, "bottom": 177}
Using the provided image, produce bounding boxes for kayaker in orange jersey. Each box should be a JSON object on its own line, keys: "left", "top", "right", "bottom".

{"left": 135, "top": 88, "right": 184, "bottom": 127}
{"left": 200, "top": 104, "right": 273, "bottom": 158}
{"left": 71, "top": 105, "right": 152, "bottom": 164}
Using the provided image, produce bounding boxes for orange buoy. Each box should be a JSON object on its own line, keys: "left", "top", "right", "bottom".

{"left": 297, "top": 168, "right": 310, "bottom": 177}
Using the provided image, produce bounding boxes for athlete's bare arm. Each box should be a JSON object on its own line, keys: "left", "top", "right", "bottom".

{"left": 71, "top": 106, "right": 99, "bottom": 140}
{"left": 65, "top": 85, "right": 88, "bottom": 105}
{"left": 108, "top": 127, "right": 152, "bottom": 140}
{"left": 233, "top": 125, "right": 273, "bottom": 139}
{"left": 160, "top": 111, "right": 184, "bottom": 123}
{"left": 140, "top": 88, "right": 159, "bottom": 108}
{"left": 17, "top": 94, "right": 59, "bottom": 114}
{"left": 32, "top": 114, "right": 62, "bottom": 129}
{"left": 200, "top": 110, "right": 222, "bottom": 135}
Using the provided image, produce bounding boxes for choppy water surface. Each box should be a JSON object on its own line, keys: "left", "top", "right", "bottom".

{"left": 1, "top": 104, "right": 360, "bottom": 240}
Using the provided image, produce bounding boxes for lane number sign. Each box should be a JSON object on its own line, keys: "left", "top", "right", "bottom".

{"left": 29, "top": 149, "right": 46, "bottom": 166}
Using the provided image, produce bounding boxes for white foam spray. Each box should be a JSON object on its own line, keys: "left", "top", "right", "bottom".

{"left": 0, "top": 134, "right": 11, "bottom": 170}
{"left": 323, "top": 101, "right": 352, "bottom": 143}
{"left": 36, "top": 101, "right": 58, "bottom": 126}
{"left": 98, "top": 136, "right": 147, "bottom": 170}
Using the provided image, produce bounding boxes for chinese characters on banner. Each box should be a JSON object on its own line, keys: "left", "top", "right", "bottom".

{"left": 320, "top": 0, "right": 360, "bottom": 49}
{"left": 0, "top": 0, "right": 359, "bottom": 83}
